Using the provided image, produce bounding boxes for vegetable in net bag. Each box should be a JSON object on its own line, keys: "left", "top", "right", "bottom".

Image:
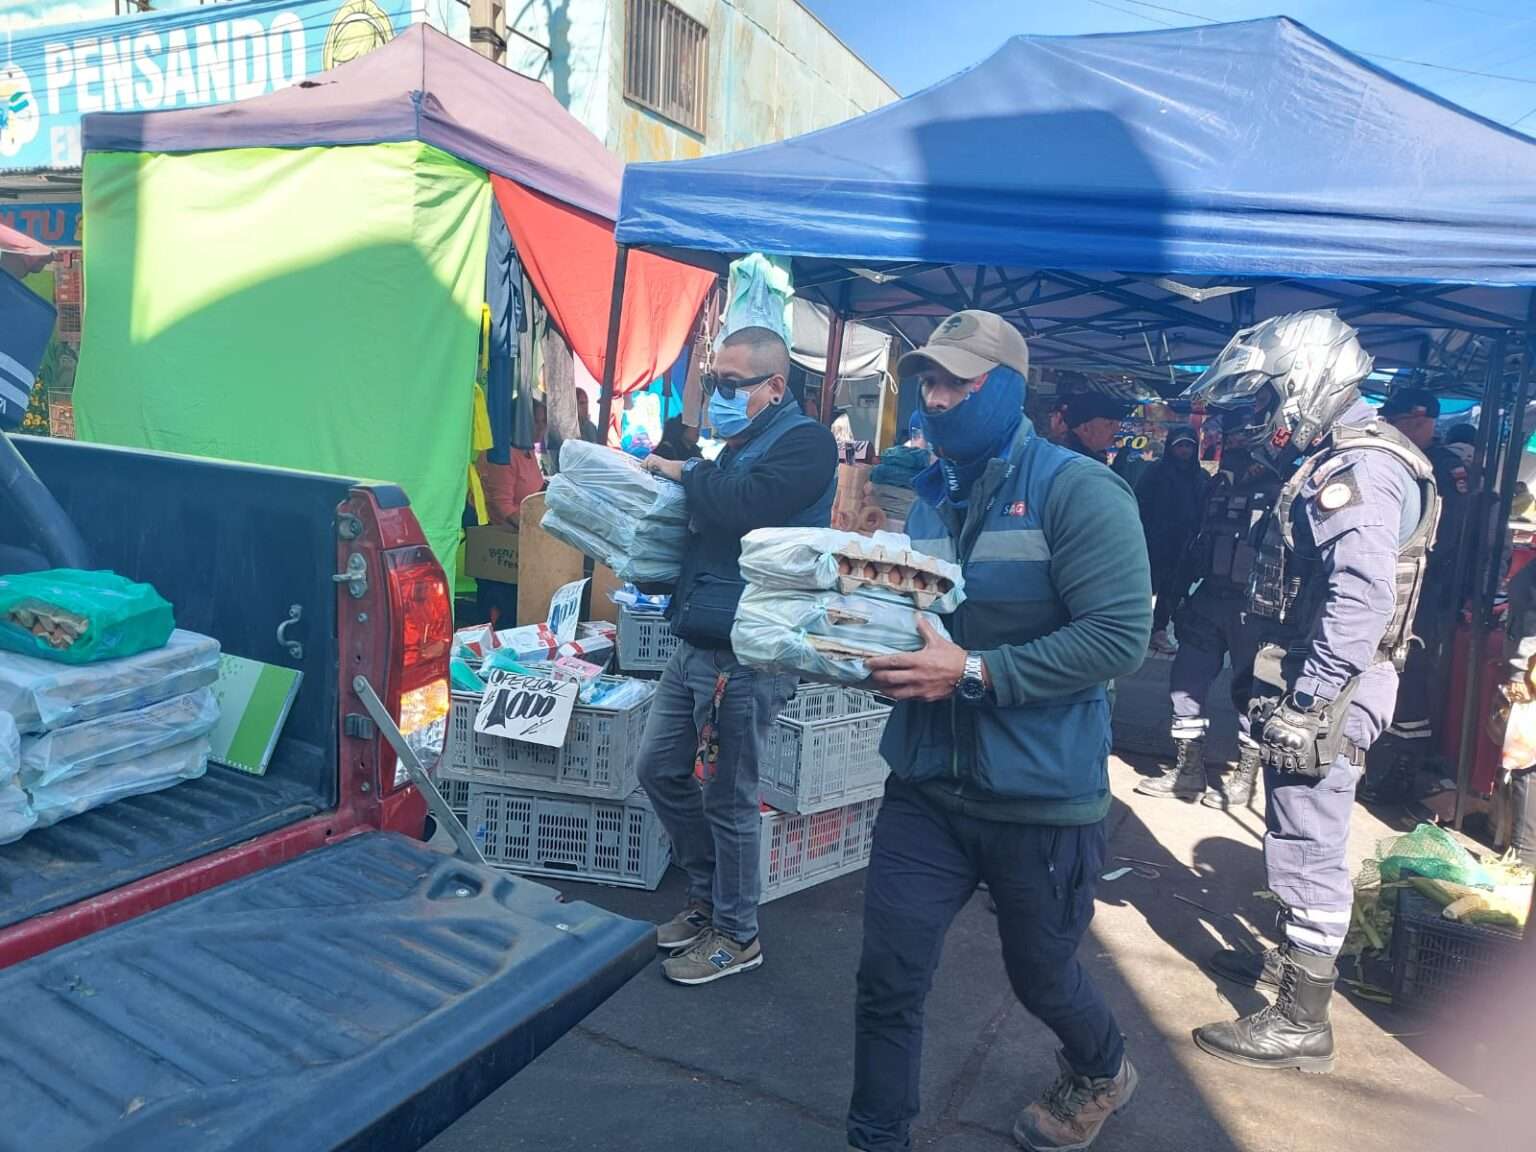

{"left": 732, "top": 584, "right": 950, "bottom": 685}
{"left": 0, "top": 569, "right": 174, "bottom": 665}
{"left": 1375, "top": 822, "right": 1494, "bottom": 889}
{"left": 0, "top": 713, "right": 37, "bottom": 846}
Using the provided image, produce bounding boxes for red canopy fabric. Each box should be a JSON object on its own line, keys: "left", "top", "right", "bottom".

{"left": 493, "top": 176, "right": 714, "bottom": 398}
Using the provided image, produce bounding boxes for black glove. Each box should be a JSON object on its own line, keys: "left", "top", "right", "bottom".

{"left": 1259, "top": 694, "right": 1326, "bottom": 777}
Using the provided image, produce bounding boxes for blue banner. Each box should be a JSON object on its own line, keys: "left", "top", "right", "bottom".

{"left": 0, "top": 202, "right": 82, "bottom": 246}
{"left": 0, "top": 0, "right": 422, "bottom": 172}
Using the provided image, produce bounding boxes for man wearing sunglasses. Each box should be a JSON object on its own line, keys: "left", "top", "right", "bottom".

{"left": 638, "top": 325, "right": 838, "bottom": 986}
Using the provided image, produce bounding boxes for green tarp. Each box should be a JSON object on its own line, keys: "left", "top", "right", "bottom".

{"left": 74, "top": 141, "right": 491, "bottom": 584}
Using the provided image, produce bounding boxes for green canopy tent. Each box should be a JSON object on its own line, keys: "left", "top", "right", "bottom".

{"left": 72, "top": 25, "right": 710, "bottom": 585}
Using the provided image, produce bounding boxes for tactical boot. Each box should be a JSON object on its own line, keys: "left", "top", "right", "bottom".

{"left": 1203, "top": 744, "right": 1261, "bottom": 810}
{"left": 1134, "top": 738, "right": 1206, "bottom": 800}
{"left": 1192, "top": 952, "right": 1337, "bottom": 1073}
{"left": 1207, "top": 943, "right": 1284, "bottom": 990}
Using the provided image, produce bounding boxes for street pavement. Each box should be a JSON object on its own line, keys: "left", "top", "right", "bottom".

{"left": 424, "top": 656, "right": 1501, "bottom": 1152}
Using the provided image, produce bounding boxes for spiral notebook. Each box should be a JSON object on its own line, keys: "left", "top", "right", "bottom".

{"left": 207, "top": 654, "right": 303, "bottom": 776}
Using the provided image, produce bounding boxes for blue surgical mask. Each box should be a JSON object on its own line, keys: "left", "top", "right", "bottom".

{"left": 707, "top": 388, "right": 751, "bottom": 438}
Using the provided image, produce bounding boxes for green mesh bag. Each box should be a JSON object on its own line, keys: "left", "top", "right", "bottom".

{"left": 1375, "top": 823, "right": 1493, "bottom": 889}
{"left": 0, "top": 570, "right": 174, "bottom": 666}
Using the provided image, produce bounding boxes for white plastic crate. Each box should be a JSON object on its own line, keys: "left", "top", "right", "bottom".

{"left": 438, "top": 775, "right": 470, "bottom": 815}
{"left": 617, "top": 607, "right": 679, "bottom": 673}
{"left": 440, "top": 678, "right": 653, "bottom": 798}
{"left": 760, "top": 684, "right": 892, "bottom": 814}
{"left": 759, "top": 796, "right": 882, "bottom": 904}
{"left": 468, "top": 783, "right": 670, "bottom": 890}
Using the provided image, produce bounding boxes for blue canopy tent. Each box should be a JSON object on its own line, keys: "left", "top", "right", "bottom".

{"left": 607, "top": 16, "right": 1536, "bottom": 823}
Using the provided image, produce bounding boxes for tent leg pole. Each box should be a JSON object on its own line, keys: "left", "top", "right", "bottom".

{"left": 1455, "top": 334, "right": 1509, "bottom": 830}
{"left": 819, "top": 310, "right": 845, "bottom": 428}
{"left": 596, "top": 245, "right": 630, "bottom": 439}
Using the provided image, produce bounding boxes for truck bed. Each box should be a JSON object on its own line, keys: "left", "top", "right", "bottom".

{"left": 0, "top": 764, "right": 324, "bottom": 931}
{"left": 2, "top": 437, "right": 354, "bottom": 929}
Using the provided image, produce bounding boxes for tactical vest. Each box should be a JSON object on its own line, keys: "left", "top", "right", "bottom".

{"left": 1190, "top": 461, "right": 1281, "bottom": 590}
{"left": 1248, "top": 418, "right": 1440, "bottom": 669}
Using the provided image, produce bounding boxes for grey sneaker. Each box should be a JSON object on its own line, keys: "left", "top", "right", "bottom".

{"left": 661, "top": 928, "right": 764, "bottom": 986}
{"left": 655, "top": 902, "right": 712, "bottom": 951}
{"left": 1013, "top": 1050, "right": 1138, "bottom": 1151}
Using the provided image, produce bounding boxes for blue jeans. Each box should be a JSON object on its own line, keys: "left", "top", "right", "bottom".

{"left": 636, "top": 642, "right": 796, "bottom": 941}
{"left": 848, "top": 779, "right": 1123, "bottom": 1152}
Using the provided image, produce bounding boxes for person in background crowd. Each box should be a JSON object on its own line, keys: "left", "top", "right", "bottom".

{"left": 1135, "top": 422, "right": 1280, "bottom": 807}
{"left": 637, "top": 326, "right": 837, "bottom": 986}
{"left": 653, "top": 415, "right": 702, "bottom": 462}
{"left": 1059, "top": 392, "right": 1130, "bottom": 464}
{"left": 1498, "top": 558, "right": 1536, "bottom": 867}
{"left": 1363, "top": 389, "right": 1469, "bottom": 803}
{"left": 1109, "top": 440, "right": 1149, "bottom": 491}
{"left": 1187, "top": 310, "right": 1438, "bottom": 1075}
{"left": 905, "top": 407, "right": 927, "bottom": 449}
{"left": 576, "top": 389, "right": 601, "bottom": 444}
{"left": 1136, "top": 426, "right": 1207, "bottom": 655}
{"left": 850, "top": 310, "right": 1149, "bottom": 1152}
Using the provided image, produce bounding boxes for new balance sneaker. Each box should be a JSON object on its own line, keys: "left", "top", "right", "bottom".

{"left": 655, "top": 902, "right": 713, "bottom": 951}
{"left": 1012, "top": 1050, "right": 1138, "bottom": 1151}
{"left": 661, "top": 928, "right": 764, "bottom": 986}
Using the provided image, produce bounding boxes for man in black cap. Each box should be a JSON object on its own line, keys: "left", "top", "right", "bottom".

{"left": 1365, "top": 388, "right": 1465, "bottom": 802}
{"left": 1060, "top": 392, "right": 1130, "bottom": 464}
{"left": 1136, "top": 426, "right": 1207, "bottom": 655}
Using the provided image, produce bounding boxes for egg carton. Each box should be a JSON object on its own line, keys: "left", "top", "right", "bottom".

{"left": 832, "top": 544, "right": 956, "bottom": 611}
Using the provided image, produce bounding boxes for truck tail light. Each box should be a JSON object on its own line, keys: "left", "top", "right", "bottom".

{"left": 383, "top": 545, "right": 452, "bottom": 790}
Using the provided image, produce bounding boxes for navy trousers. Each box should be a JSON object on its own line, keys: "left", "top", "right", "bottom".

{"left": 847, "top": 779, "right": 1124, "bottom": 1152}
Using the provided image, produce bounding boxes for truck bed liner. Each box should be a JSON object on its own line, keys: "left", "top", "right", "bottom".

{"left": 0, "top": 832, "right": 654, "bottom": 1152}
{"left": 0, "top": 765, "right": 324, "bottom": 930}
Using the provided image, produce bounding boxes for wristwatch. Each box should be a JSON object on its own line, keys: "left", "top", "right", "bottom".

{"left": 957, "top": 653, "right": 989, "bottom": 703}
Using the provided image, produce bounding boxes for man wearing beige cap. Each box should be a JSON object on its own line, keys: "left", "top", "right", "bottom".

{"left": 852, "top": 310, "right": 1150, "bottom": 1152}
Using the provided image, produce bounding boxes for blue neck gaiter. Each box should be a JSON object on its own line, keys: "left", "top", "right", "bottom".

{"left": 919, "top": 366, "right": 1025, "bottom": 502}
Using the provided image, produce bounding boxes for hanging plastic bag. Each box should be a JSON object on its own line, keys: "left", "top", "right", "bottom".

{"left": 720, "top": 253, "right": 793, "bottom": 346}
{"left": 0, "top": 569, "right": 174, "bottom": 665}
{"left": 0, "top": 713, "right": 37, "bottom": 846}
{"left": 0, "top": 628, "right": 221, "bottom": 734}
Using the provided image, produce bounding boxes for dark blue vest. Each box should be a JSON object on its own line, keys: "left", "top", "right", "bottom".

{"left": 669, "top": 402, "right": 836, "bottom": 648}
{"left": 882, "top": 425, "right": 1112, "bottom": 804}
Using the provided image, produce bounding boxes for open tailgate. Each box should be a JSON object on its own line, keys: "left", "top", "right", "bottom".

{"left": 0, "top": 833, "right": 654, "bottom": 1152}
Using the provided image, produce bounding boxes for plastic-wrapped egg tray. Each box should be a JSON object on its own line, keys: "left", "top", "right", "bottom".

{"left": 832, "top": 544, "right": 956, "bottom": 611}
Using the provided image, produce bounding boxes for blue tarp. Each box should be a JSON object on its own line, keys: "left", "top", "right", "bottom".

{"left": 617, "top": 18, "right": 1536, "bottom": 288}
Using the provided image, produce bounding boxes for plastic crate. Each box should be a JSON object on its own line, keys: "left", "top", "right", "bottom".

{"left": 760, "top": 684, "right": 892, "bottom": 813}
{"left": 436, "top": 774, "right": 470, "bottom": 815}
{"left": 617, "top": 607, "right": 679, "bottom": 673}
{"left": 468, "top": 783, "right": 670, "bottom": 890}
{"left": 757, "top": 795, "right": 881, "bottom": 904}
{"left": 440, "top": 678, "right": 653, "bottom": 798}
{"left": 1390, "top": 888, "right": 1524, "bottom": 1010}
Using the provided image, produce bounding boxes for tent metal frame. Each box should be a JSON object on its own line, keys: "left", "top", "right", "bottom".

{"left": 597, "top": 241, "right": 1536, "bottom": 831}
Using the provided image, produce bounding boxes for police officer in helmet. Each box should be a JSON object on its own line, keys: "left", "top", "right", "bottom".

{"left": 1135, "top": 414, "right": 1281, "bottom": 809}
{"left": 1184, "top": 310, "right": 1439, "bottom": 1073}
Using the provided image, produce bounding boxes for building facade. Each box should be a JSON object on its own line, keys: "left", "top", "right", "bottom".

{"left": 496, "top": 0, "right": 896, "bottom": 162}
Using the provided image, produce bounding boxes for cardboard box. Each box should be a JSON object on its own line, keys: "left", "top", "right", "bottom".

{"left": 463, "top": 524, "right": 521, "bottom": 584}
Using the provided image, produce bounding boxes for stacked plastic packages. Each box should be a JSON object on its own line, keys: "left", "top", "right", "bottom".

{"left": 0, "top": 628, "right": 221, "bottom": 840}
{"left": 541, "top": 440, "right": 688, "bottom": 582}
{"left": 733, "top": 528, "right": 965, "bottom": 685}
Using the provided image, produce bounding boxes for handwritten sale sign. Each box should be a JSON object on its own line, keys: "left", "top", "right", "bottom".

{"left": 474, "top": 669, "right": 577, "bottom": 748}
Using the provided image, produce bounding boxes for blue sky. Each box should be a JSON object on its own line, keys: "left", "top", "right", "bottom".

{"left": 807, "top": 0, "right": 1536, "bottom": 131}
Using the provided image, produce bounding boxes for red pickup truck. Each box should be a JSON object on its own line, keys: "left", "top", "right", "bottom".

{"left": 0, "top": 430, "right": 653, "bottom": 1151}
